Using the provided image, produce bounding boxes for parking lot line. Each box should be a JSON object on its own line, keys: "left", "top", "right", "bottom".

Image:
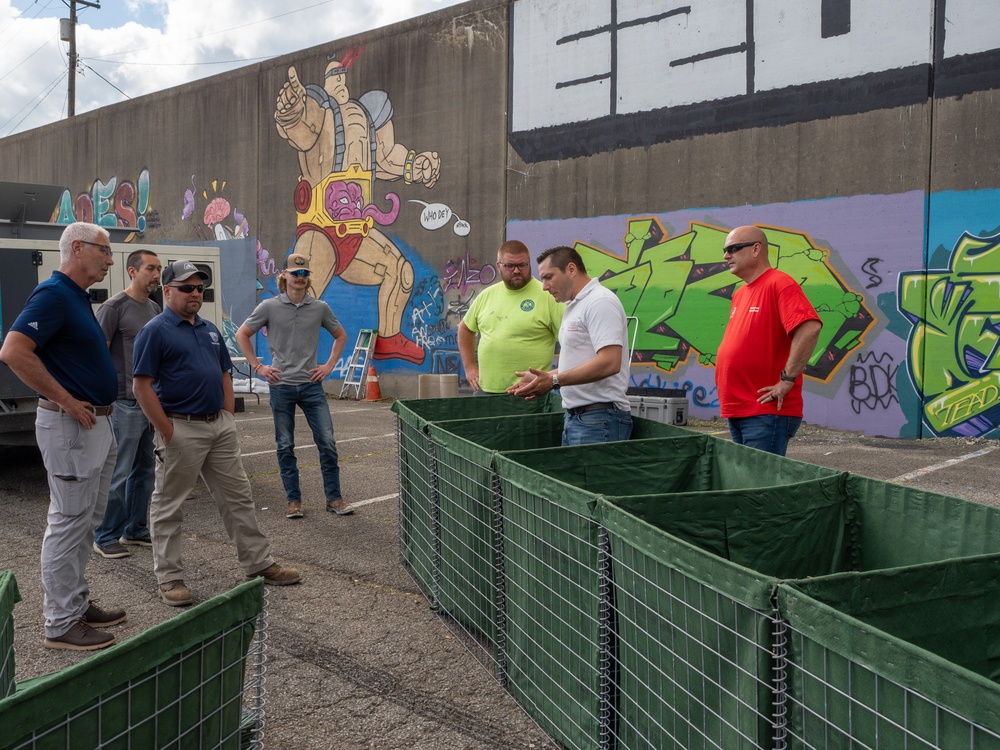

{"left": 240, "top": 432, "right": 396, "bottom": 458}
{"left": 890, "top": 445, "right": 999, "bottom": 483}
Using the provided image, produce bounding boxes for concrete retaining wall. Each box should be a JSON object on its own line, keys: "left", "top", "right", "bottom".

{"left": 1, "top": 0, "right": 999, "bottom": 438}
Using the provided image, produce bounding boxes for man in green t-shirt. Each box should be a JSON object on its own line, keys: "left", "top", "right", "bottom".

{"left": 458, "top": 240, "right": 564, "bottom": 394}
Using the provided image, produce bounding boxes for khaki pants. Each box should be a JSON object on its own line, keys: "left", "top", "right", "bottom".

{"left": 150, "top": 411, "right": 272, "bottom": 584}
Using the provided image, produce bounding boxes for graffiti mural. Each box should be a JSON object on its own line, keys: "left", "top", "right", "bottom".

{"left": 573, "top": 218, "right": 875, "bottom": 380}
{"left": 55, "top": 168, "right": 157, "bottom": 234}
{"left": 899, "top": 230, "right": 1000, "bottom": 437}
{"left": 275, "top": 49, "right": 441, "bottom": 365}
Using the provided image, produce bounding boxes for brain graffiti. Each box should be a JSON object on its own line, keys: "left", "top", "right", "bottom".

{"left": 575, "top": 219, "right": 874, "bottom": 381}
{"left": 899, "top": 230, "right": 1000, "bottom": 437}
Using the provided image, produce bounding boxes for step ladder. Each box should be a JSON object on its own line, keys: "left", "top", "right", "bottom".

{"left": 339, "top": 328, "right": 376, "bottom": 399}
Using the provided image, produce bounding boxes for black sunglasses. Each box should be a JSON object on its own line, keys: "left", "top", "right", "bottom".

{"left": 723, "top": 241, "right": 758, "bottom": 256}
{"left": 169, "top": 283, "right": 205, "bottom": 293}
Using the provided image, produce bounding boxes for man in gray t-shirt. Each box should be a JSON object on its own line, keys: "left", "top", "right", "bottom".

{"left": 236, "top": 253, "right": 351, "bottom": 519}
{"left": 94, "top": 249, "right": 162, "bottom": 558}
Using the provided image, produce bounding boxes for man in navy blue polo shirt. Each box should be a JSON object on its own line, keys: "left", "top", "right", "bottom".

{"left": 133, "top": 260, "right": 301, "bottom": 607}
{"left": 0, "top": 222, "right": 128, "bottom": 651}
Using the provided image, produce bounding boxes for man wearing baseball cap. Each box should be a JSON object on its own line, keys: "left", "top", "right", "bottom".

{"left": 133, "top": 260, "right": 301, "bottom": 607}
{"left": 236, "top": 253, "right": 353, "bottom": 518}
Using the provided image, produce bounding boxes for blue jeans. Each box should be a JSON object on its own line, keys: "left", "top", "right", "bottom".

{"left": 270, "top": 382, "right": 341, "bottom": 502}
{"left": 728, "top": 414, "right": 803, "bottom": 456}
{"left": 562, "top": 406, "right": 633, "bottom": 446}
{"left": 95, "top": 399, "right": 153, "bottom": 547}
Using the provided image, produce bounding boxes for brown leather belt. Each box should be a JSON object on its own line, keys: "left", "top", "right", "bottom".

{"left": 167, "top": 411, "right": 223, "bottom": 422}
{"left": 566, "top": 401, "right": 615, "bottom": 416}
{"left": 38, "top": 399, "right": 113, "bottom": 417}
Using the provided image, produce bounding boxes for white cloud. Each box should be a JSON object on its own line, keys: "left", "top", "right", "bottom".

{"left": 0, "top": 0, "right": 466, "bottom": 137}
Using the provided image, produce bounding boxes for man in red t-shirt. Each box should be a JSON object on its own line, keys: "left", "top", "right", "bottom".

{"left": 715, "top": 226, "right": 822, "bottom": 456}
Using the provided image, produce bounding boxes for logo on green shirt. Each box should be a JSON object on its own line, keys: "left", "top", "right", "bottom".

{"left": 520, "top": 300, "right": 535, "bottom": 312}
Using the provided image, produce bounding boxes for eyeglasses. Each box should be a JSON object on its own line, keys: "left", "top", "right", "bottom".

{"left": 287, "top": 269, "right": 311, "bottom": 278}
{"left": 80, "top": 240, "right": 113, "bottom": 257}
{"left": 723, "top": 241, "right": 758, "bottom": 256}
{"left": 169, "top": 283, "right": 205, "bottom": 293}
{"left": 498, "top": 262, "right": 529, "bottom": 271}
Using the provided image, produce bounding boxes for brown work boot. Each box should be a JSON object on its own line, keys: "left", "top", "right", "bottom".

{"left": 83, "top": 600, "right": 127, "bottom": 627}
{"left": 249, "top": 563, "right": 301, "bottom": 585}
{"left": 285, "top": 501, "right": 304, "bottom": 519}
{"left": 326, "top": 497, "right": 354, "bottom": 515}
{"left": 43, "top": 619, "right": 115, "bottom": 651}
{"left": 158, "top": 580, "right": 194, "bottom": 607}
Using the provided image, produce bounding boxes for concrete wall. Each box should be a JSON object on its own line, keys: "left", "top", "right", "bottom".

{"left": 2, "top": 0, "right": 999, "bottom": 438}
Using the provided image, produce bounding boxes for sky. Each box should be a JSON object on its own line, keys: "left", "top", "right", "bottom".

{"left": 0, "top": 0, "right": 467, "bottom": 138}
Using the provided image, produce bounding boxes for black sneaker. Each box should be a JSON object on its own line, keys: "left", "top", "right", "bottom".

{"left": 120, "top": 533, "right": 153, "bottom": 547}
{"left": 83, "top": 600, "right": 127, "bottom": 628}
{"left": 43, "top": 620, "right": 115, "bottom": 651}
{"left": 93, "top": 541, "right": 131, "bottom": 559}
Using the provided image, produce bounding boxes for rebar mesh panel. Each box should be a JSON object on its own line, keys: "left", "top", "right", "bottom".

{"left": 397, "top": 416, "right": 437, "bottom": 599}
{"left": 608, "top": 533, "right": 774, "bottom": 749}
{"left": 0, "top": 580, "right": 263, "bottom": 750}
{"left": 779, "top": 573, "right": 1000, "bottom": 750}
{"left": 0, "top": 572, "right": 19, "bottom": 700}
{"left": 498, "top": 474, "right": 604, "bottom": 750}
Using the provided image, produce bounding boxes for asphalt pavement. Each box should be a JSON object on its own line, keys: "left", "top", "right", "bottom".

{"left": 0, "top": 397, "right": 997, "bottom": 749}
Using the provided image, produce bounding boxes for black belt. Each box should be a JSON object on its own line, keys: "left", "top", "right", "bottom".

{"left": 167, "top": 411, "right": 223, "bottom": 422}
{"left": 39, "top": 399, "right": 113, "bottom": 417}
{"left": 566, "top": 402, "right": 615, "bottom": 417}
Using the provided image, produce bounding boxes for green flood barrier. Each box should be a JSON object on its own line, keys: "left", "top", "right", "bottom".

{"left": 425, "top": 412, "right": 691, "bottom": 649}
{"left": 777, "top": 555, "right": 1000, "bottom": 749}
{"left": 392, "top": 394, "right": 564, "bottom": 598}
{"left": 0, "top": 571, "right": 21, "bottom": 701}
{"left": 494, "top": 440, "right": 1000, "bottom": 750}
{"left": 394, "top": 399, "right": 1000, "bottom": 749}
{"left": 0, "top": 578, "right": 262, "bottom": 750}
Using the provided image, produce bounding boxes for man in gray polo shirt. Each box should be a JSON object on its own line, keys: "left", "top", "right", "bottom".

{"left": 93, "top": 249, "right": 162, "bottom": 559}
{"left": 236, "top": 253, "right": 352, "bottom": 519}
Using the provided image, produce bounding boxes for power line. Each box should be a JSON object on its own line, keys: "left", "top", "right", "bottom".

{"left": 80, "top": 60, "right": 129, "bottom": 99}
{"left": 0, "top": 36, "right": 59, "bottom": 82}
{"left": 86, "top": 54, "right": 279, "bottom": 68}
{"left": 1, "top": 69, "right": 67, "bottom": 136}
{"left": 0, "top": 0, "right": 58, "bottom": 45}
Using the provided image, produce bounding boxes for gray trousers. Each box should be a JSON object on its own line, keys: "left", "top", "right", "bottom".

{"left": 35, "top": 408, "right": 117, "bottom": 638}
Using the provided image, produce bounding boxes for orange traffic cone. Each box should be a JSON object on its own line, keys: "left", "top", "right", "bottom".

{"left": 365, "top": 365, "right": 382, "bottom": 401}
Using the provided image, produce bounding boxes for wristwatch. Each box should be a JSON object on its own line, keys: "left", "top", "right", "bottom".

{"left": 779, "top": 369, "right": 797, "bottom": 383}
{"left": 551, "top": 372, "right": 561, "bottom": 390}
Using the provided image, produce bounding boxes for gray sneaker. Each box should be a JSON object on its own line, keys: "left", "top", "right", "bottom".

{"left": 93, "top": 541, "right": 131, "bottom": 559}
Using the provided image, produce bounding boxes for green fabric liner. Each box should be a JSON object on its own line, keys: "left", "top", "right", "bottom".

{"left": 0, "top": 579, "right": 262, "bottom": 746}
{"left": 0, "top": 571, "right": 22, "bottom": 701}
{"left": 784, "top": 555, "right": 1000, "bottom": 686}
{"left": 499, "top": 472, "right": 604, "bottom": 750}
{"left": 778, "top": 574, "right": 1000, "bottom": 737}
{"left": 847, "top": 474, "right": 1000, "bottom": 568}
{"left": 392, "top": 393, "right": 563, "bottom": 432}
{"left": 597, "top": 499, "right": 779, "bottom": 609}
{"left": 606, "top": 475, "right": 847, "bottom": 580}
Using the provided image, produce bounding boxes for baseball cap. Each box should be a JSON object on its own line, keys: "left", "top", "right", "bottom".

{"left": 285, "top": 253, "right": 310, "bottom": 271}
{"left": 162, "top": 260, "right": 209, "bottom": 286}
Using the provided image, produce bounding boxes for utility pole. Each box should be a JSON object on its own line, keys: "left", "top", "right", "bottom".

{"left": 61, "top": 0, "right": 101, "bottom": 118}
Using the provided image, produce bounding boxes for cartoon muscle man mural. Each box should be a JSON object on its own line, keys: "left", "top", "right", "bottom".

{"left": 275, "top": 53, "right": 440, "bottom": 365}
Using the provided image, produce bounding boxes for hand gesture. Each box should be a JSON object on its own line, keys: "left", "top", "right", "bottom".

{"left": 275, "top": 66, "right": 307, "bottom": 129}
{"left": 413, "top": 151, "right": 441, "bottom": 188}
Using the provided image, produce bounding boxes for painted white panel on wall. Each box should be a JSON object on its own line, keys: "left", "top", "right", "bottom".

{"left": 511, "top": 0, "right": 612, "bottom": 130}
{"left": 617, "top": 0, "right": 748, "bottom": 111}
{"left": 754, "top": 0, "right": 932, "bottom": 91}
{"left": 942, "top": 0, "right": 1000, "bottom": 57}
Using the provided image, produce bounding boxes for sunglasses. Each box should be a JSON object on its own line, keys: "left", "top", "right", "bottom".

{"left": 169, "top": 283, "right": 205, "bottom": 293}
{"left": 723, "top": 241, "right": 758, "bottom": 256}
{"left": 498, "top": 262, "right": 529, "bottom": 271}
{"left": 287, "top": 269, "right": 311, "bottom": 278}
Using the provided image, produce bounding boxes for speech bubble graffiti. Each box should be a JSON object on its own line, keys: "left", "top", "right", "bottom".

{"left": 409, "top": 200, "right": 452, "bottom": 230}
{"left": 454, "top": 219, "right": 471, "bottom": 236}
